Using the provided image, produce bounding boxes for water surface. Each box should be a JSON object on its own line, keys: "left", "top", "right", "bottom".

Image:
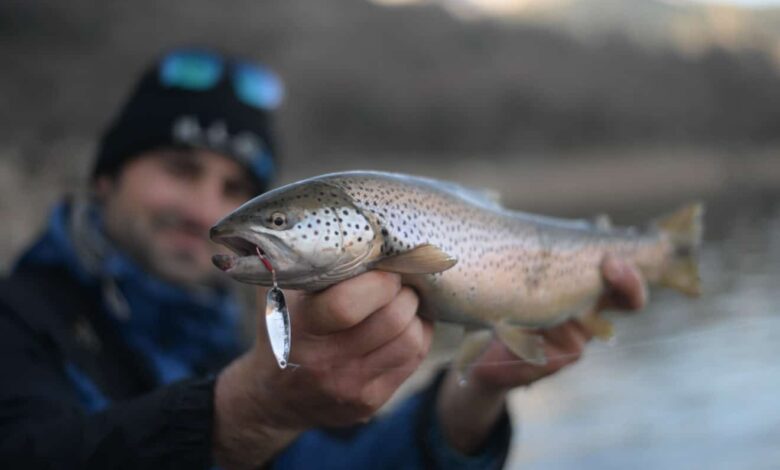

{"left": 505, "top": 192, "right": 780, "bottom": 469}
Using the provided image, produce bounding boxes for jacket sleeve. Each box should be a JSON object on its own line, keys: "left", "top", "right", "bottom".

{"left": 0, "top": 299, "right": 512, "bottom": 470}
{"left": 0, "top": 308, "right": 217, "bottom": 470}
{"left": 271, "top": 370, "right": 513, "bottom": 470}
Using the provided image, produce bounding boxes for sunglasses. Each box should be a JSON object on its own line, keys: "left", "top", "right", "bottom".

{"left": 159, "top": 49, "right": 284, "bottom": 110}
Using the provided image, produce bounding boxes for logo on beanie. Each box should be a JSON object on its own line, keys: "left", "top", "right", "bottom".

{"left": 171, "top": 115, "right": 268, "bottom": 169}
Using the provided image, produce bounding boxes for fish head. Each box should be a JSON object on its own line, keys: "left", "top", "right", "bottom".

{"left": 210, "top": 180, "right": 377, "bottom": 289}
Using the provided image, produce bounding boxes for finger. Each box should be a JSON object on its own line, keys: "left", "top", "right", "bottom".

{"left": 364, "top": 321, "right": 433, "bottom": 403}
{"left": 295, "top": 271, "right": 402, "bottom": 334}
{"left": 358, "top": 358, "right": 423, "bottom": 417}
{"left": 601, "top": 255, "right": 647, "bottom": 311}
{"left": 360, "top": 317, "right": 432, "bottom": 381}
{"left": 540, "top": 322, "right": 587, "bottom": 362}
{"left": 469, "top": 339, "right": 548, "bottom": 387}
{"left": 336, "top": 287, "right": 420, "bottom": 356}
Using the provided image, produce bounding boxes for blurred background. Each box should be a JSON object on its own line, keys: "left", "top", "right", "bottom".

{"left": 1, "top": 0, "right": 779, "bottom": 467}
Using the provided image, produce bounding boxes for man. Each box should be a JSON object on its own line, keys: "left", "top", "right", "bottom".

{"left": 0, "top": 48, "right": 645, "bottom": 469}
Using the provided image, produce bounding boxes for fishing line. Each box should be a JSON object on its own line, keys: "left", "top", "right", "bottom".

{"left": 256, "top": 246, "right": 276, "bottom": 285}
{"left": 265, "top": 317, "right": 779, "bottom": 373}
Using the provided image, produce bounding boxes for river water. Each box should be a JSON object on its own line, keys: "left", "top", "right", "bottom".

{"left": 501, "top": 190, "right": 780, "bottom": 469}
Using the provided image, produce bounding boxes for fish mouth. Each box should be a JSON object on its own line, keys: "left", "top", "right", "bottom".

{"left": 210, "top": 228, "right": 275, "bottom": 274}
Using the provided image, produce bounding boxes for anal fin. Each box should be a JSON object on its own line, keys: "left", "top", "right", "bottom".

{"left": 453, "top": 330, "right": 493, "bottom": 381}
{"left": 578, "top": 311, "right": 614, "bottom": 341}
{"left": 494, "top": 321, "right": 546, "bottom": 366}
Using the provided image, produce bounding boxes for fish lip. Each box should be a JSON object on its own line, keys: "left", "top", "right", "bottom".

{"left": 212, "top": 253, "right": 237, "bottom": 272}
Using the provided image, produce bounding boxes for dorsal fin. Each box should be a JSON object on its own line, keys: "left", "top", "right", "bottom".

{"left": 430, "top": 180, "right": 503, "bottom": 210}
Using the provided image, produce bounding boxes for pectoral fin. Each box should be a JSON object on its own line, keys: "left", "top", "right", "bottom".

{"left": 453, "top": 330, "right": 493, "bottom": 380}
{"left": 494, "top": 321, "right": 546, "bottom": 366}
{"left": 374, "top": 244, "right": 458, "bottom": 274}
{"left": 578, "top": 311, "right": 614, "bottom": 341}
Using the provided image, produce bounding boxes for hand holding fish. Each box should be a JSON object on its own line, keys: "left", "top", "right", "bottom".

{"left": 213, "top": 271, "right": 432, "bottom": 469}
{"left": 436, "top": 255, "right": 647, "bottom": 454}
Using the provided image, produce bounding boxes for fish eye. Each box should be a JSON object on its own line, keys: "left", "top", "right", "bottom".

{"left": 271, "top": 212, "right": 287, "bottom": 229}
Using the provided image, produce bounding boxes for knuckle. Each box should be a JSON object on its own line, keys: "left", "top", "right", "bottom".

{"left": 325, "top": 375, "right": 358, "bottom": 403}
{"left": 385, "top": 291, "right": 418, "bottom": 332}
{"left": 399, "top": 286, "right": 420, "bottom": 311}
{"left": 380, "top": 271, "right": 402, "bottom": 292}
{"left": 327, "top": 295, "right": 357, "bottom": 329}
{"left": 383, "top": 306, "right": 410, "bottom": 338}
{"left": 400, "top": 320, "right": 426, "bottom": 358}
{"left": 357, "top": 387, "right": 382, "bottom": 412}
{"left": 334, "top": 384, "right": 378, "bottom": 415}
{"left": 308, "top": 363, "right": 333, "bottom": 385}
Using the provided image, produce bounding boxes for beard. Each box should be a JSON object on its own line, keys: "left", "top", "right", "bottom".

{"left": 106, "top": 208, "right": 226, "bottom": 289}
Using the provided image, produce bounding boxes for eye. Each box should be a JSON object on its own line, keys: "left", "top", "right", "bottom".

{"left": 271, "top": 212, "right": 287, "bottom": 228}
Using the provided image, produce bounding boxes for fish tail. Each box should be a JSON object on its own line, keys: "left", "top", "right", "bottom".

{"left": 654, "top": 202, "right": 704, "bottom": 297}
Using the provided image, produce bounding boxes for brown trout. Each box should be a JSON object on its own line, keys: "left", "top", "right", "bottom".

{"left": 210, "top": 171, "right": 703, "bottom": 365}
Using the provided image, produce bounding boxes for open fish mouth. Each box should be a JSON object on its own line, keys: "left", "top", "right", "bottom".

{"left": 210, "top": 231, "right": 271, "bottom": 273}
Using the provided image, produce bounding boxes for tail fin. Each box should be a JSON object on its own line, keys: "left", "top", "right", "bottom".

{"left": 655, "top": 203, "right": 704, "bottom": 297}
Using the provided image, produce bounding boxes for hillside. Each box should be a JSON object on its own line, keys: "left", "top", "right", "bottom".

{"left": 1, "top": 0, "right": 779, "bottom": 166}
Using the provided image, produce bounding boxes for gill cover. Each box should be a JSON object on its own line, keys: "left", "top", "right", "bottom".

{"left": 212, "top": 180, "right": 378, "bottom": 290}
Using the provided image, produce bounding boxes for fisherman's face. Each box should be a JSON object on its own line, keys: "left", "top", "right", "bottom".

{"left": 95, "top": 148, "right": 258, "bottom": 287}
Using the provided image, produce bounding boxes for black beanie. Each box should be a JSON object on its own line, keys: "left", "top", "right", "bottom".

{"left": 92, "top": 48, "right": 281, "bottom": 191}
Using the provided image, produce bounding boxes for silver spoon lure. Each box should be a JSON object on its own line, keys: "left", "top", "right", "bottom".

{"left": 257, "top": 247, "right": 292, "bottom": 369}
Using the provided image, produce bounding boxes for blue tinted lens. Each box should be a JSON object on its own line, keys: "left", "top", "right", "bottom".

{"left": 233, "top": 62, "right": 284, "bottom": 110}
{"left": 160, "top": 50, "right": 223, "bottom": 90}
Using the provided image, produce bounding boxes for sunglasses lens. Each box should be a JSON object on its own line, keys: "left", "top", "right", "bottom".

{"left": 233, "top": 63, "right": 284, "bottom": 110}
{"left": 160, "top": 50, "right": 223, "bottom": 90}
